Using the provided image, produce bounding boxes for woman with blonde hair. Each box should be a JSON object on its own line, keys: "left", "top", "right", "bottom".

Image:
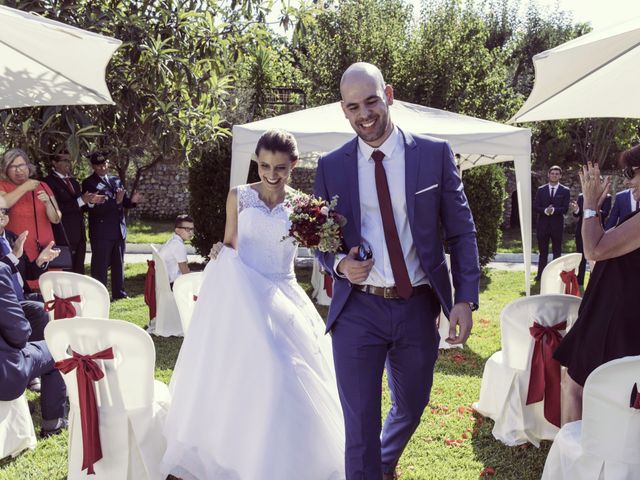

{"left": 0, "top": 148, "right": 61, "bottom": 263}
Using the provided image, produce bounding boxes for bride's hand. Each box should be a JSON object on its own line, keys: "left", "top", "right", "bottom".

{"left": 579, "top": 162, "right": 610, "bottom": 210}
{"left": 209, "top": 242, "right": 224, "bottom": 260}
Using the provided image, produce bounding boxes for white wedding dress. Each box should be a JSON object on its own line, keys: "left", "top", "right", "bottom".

{"left": 161, "top": 184, "right": 345, "bottom": 480}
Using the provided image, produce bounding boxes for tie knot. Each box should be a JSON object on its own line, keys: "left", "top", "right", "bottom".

{"left": 371, "top": 150, "right": 385, "bottom": 163}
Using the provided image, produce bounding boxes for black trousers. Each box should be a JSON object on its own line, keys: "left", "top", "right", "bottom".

{"left": 90, "top": 238, "right": 125, "bottom": 297}
{"left": 68, "top": 240, "right": 86, "bottom": 275}
{"left": 536, "top": 227, "right": 562, "bottom": 279}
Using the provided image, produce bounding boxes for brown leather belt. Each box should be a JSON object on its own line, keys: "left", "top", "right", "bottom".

{"left": 351, "top": 283, "right": 431, "bottom": 299}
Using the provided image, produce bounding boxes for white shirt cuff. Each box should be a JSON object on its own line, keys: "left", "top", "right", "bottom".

{"left": 7, "top": 253, "right": 19, "bottom": 266}
{"left": 333, "top": 253, "right": 347, "bottom": 278}
{"left": 77, "top": 197, "right": 86, "bottom": 208}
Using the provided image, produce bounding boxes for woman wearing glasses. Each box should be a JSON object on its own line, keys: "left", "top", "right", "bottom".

{"left": 554, "top": 145, "right": 640, "bottom": 424}
{"left": 0, "top": 149, "right": 61, "bottom": 264}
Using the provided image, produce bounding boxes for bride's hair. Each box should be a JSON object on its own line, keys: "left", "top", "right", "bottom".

{"left": 255, "top": 129, "right": 299, "bottom": 162}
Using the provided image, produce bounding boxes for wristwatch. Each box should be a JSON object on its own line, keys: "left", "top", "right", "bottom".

{"left": 583, "top": 208, "right": 598, "bottom": 219}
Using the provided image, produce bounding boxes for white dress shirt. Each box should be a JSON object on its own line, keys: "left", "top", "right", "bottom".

{"left": 159, "top": 233, "right": 188, "bottom": 283}
{"left": 629, "top": 188, "right": 639, "bottom": 212}
{"left": 335, "top": 126, "right": 427, "bottom": 287}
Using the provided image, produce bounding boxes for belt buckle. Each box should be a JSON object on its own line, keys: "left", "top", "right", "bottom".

{"left": 383, "top": 287, "right": 395, "bottom": 299}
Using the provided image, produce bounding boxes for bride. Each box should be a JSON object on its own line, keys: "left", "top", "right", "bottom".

{"left": 161, "top": 129, "right": 345, "bottom": 480}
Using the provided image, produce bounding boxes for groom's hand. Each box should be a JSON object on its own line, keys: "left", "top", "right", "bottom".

{"left": 446, "top": 303, "right": 473, "bottom": 345}
{"left": 337, "top": 246, "right": 374, "bottom": 284}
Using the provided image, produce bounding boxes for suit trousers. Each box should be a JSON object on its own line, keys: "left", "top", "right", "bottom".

{"left": 536, "top": 225, "right": 563, "bottom": 278}
{"left": 331, "top": 287, "right": 440, "bottom": 479}
{"left": 90, "top": 238, "right": 125, "bottom": 297}
{"left": 21, "top": 300, "right": 49, "bottom": 342}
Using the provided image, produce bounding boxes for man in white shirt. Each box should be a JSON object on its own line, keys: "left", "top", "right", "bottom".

{"left": 158, "top": 214, "right": 194, "bottom": 286}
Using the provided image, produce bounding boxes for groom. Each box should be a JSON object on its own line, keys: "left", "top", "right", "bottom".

{"left": 315, "top": 63, "right": 480, "bottom": 479}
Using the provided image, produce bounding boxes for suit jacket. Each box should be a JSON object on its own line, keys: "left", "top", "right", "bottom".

{"left": 605, "top": 189, "right": 637, "bottom": 230}
{"left": 0, "top": 262, "right": 33, "bottom": 400}
{"left": 81, "top": 173, "right": 137, "bottom": 241}
{"left": 315, "top": 129, "right": 480, "bottom": 330}
{"left": 0, "top": 230, "right": 47, "bottom": 291}
{"left": 534, "top": 183, "right": 570, "bottom": 233}
{"left": 43, "top": 172, "right": 86, "bottom": 246}
{"left": 573, "top": 193, "right": 611, "bottom": 238}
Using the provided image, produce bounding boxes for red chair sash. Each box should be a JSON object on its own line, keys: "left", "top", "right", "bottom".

{"left": 560, "top": 270, "right": 581, "bottom": 297}
{"left": 323, "top": 272, "right": 333, "bottom": 298}
{"left": 526, "top": 321, "right": 567, "bottom": 427}
{"left": 44, "top": 294, "right": 81, "bottom": 319}
{"left": 631, "top": 383, "right": 640, "bottom": 409}
{"left": 55, "top": 347, "right": 114, "bottom": 475}
{"left": 144, "top": 260, "right": 156, "bottom": 320}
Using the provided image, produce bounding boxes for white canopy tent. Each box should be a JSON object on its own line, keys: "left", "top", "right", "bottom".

{"left": 231, "top": 100, "right": 533, "bottom": 293}
{"left": 509, "top": 17, "right": 640, "bottom": 122}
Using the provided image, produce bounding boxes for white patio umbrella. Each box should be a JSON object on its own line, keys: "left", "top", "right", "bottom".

{"left": 509, "top": 17, "right": 640, "bottom": 123}
{"left": 0, "top": 5, "right": 121, "bottom": 109}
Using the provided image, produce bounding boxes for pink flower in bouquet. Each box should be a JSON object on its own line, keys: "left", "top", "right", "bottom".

{"left": 285, "top": 194, "right": 346, "bottom": 253}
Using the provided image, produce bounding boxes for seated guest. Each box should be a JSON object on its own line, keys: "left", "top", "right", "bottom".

{"left": 555, "top": 149, "right": 640, "bottom": 424}
{"left": 158, "top": 214, "right": 194, "bottom": 287}
{"left": 605, "top": 182, "right": 639, "bottom": 229}
{"left": 43, "top": 151, "right": 105, "bottom": 275}
{"left": 0, "top": 261, "right": 67, "bottom": 437}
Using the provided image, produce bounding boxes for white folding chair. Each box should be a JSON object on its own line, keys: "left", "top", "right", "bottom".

{"left": 149, "top": 245, "right": 182, "bottom": 337}
{"left": 543, "top": 355, "right": 640, "bottom": 480}
{"left": 437, "top": 254, "right": 463, "bottom": 350}
{"left": 540, "top": 253, "right": 582, "bottom": 295}
{"left": 475, "top": 294, "right": 581, "bottom": 446}
{"left": 0, "top": 394, "right": 36, "bottom": 460}
{"left": 311, "top": 258, "right": 332, "bottom": 306}
{"left": 39, "top": 271, "right": 110, "bottom": 320}
{"left": 44, "top": 318, "right": 171, "bottom": 480}
{"left": 172, "top": 272, "right": 203, "bottom": 335}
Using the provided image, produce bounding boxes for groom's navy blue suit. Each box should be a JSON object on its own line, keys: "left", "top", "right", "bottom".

{"left": 315, "top": 129, "right": 480, "bottom": 478}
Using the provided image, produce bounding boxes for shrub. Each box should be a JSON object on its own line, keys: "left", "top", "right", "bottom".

{"left": 461, "top": 164, "right": 506, "bottom": 266}
{"left": 188, "top": 136, "right": 232, "bottom": 256}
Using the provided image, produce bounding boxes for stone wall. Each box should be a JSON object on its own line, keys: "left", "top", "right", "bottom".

{"left": 132, "top": 161, "right": 191, "bottom": 219}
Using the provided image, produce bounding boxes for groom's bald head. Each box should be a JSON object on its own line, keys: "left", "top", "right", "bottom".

{"left": 340, "top": 63, "right": 386, "bottom": 94}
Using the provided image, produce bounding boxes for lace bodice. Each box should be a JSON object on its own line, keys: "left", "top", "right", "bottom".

{"left": 236, "top": 184, "right": 297, "bottom": 279}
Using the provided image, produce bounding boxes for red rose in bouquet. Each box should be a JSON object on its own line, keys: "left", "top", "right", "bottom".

{"left": 285, "top": 195, "right": 346, "bottom": 253}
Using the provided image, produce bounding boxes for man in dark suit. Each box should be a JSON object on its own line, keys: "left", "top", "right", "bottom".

{"left": 605, "top": 187, "right": 639, "bottom": 230}
{"left": 43, "top": 152, "right": 105, "bottom": 274}
{"left": 315, "top": 63, "right": 479, "bottom": 480}
{"left": 82, "top": 152, "right": 142, "bottom": 299}
{"left": 571, "top": 193, "right": 611, "bottom": 286}
{"left": 534, "top": 165, "right": 571, "bottom": 281}
{"left": 0, "top": 262, "right": 67, "bottom": 438}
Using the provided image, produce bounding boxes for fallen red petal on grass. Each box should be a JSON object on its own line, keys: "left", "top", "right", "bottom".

{"left": 480, "top": 466, "right": 496, "bottom": 477}
{"left": 479, "top": 318, "right": 490, "bottom": 326}
{"left": 518, "top": 443, "right": 532, "bottom": 449}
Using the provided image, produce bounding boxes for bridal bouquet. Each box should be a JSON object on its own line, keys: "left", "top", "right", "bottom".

{"left": 285, "top": 194, "right": 346, "bottom": 253}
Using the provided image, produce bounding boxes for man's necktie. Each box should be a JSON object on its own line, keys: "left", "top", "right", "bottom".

{"left": 550, "top": 186, "right": 555, "bottom": 198}
{"left": 63, "top": 177, "right": 75, "bottom": 195}
{"left": 371, "top": 150, "right": 412, "bottom": 299}
{"left": 636, "top": 200, "right": 639, "bottom": 211}
{"left": 0, "top": 236, "right": 24, "bottom": 301}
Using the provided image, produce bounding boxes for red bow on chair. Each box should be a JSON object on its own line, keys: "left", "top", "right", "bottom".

{"left": 323, "top": 272, "right": 333, "bottom": 298}
{"left": 55, "top": 347, "right": 114, "bottom": 475}
{"left": 630, "top": 383, "right": 640, "bottom": 409}
{"left": 526, "top": 321, "right": 567, "bottom": 427}
{"left": 560, "top": 270, "right": 581, "bottom": 297}
{"left": 144, "top": 260, "right": 156, "bottom": 320}
{"left": 44, "top": 294, "right": 81, "bottom": 319}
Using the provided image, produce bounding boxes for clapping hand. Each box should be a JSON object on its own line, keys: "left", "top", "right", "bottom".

{"left": 36, "top": 189, "right": 50, "bottom": 204}
{"left": 337, "top": 246, "right": 374, "bottom": 283}
{"left": 544, "top": 205, "right": 555, "bottom": 216}
{"left": 83, "top": 191, "right": 106, "bottom": 205}
{"left": 131, "top": 192, "right": 143, "bottom": 204}
{"left": 36, "top": 241, "right": 60, "bottom": 267}
{"left": 115, "top": 188, "right": 126, "bottom": 204}
{"left": 579, "top": 162, "right": 611, "bottom": 210}
{"left": 570, "top": 200, "right": 579, "bottom": 214}
{"left": 22, "top": 179, "right": 40, "bottom": 192}
{"left": 11, "top": 231, "right": 28, "bottom": 258}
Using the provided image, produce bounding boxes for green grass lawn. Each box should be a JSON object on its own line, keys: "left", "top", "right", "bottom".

{"left": 498, "top": 227, "right": 576, "bottom": 254}
{"left": 126, "top": 218, "right": 175, "bottom": 244}
{"left": 1, "top": 267, "right": 553, "bottom": 480}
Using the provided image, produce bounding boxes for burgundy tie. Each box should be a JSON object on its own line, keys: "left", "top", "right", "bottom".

{"left": 371, "top": 150, "right": 412, "bottom": 299}
{"left": 64, "top": 177, "right": 75, "bottom": 195}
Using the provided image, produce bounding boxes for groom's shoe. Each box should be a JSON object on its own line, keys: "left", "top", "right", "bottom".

{"left": 383, "top": 470, "right": 398, "bottom": 480}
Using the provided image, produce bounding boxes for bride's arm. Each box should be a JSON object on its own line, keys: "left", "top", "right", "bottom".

{"left": 223, "top": 188, "right": 238, "bottom": 250}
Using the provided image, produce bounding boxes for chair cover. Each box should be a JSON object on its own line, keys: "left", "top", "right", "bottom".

{"left": 172, "top": 272, "right": 203, "bottom": 335}
{"left": 39, "top": 271, "right": 110, "bottom": 320}
{"left": 44, "top": 318, "right": 171, "bottom": 479}
{"left": 438, "top": 254, "right": 462, "bottom": 350}
{"left": 542, "top": 355, "right": 640, "bottom": 480}
{"left": 310, "top": 258, "right": 332, "bottom": 306}
{"left": 540, "top": 253, "right": 582, "bottom": 295}
{"left": 148, "top": 245, "right": 182, "bottom": 337}
{"left": 0, "top": 395, "right": 36, "bottom": 460}
{"left": 475, "top": 294, "right": 581, "bottom": 446}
